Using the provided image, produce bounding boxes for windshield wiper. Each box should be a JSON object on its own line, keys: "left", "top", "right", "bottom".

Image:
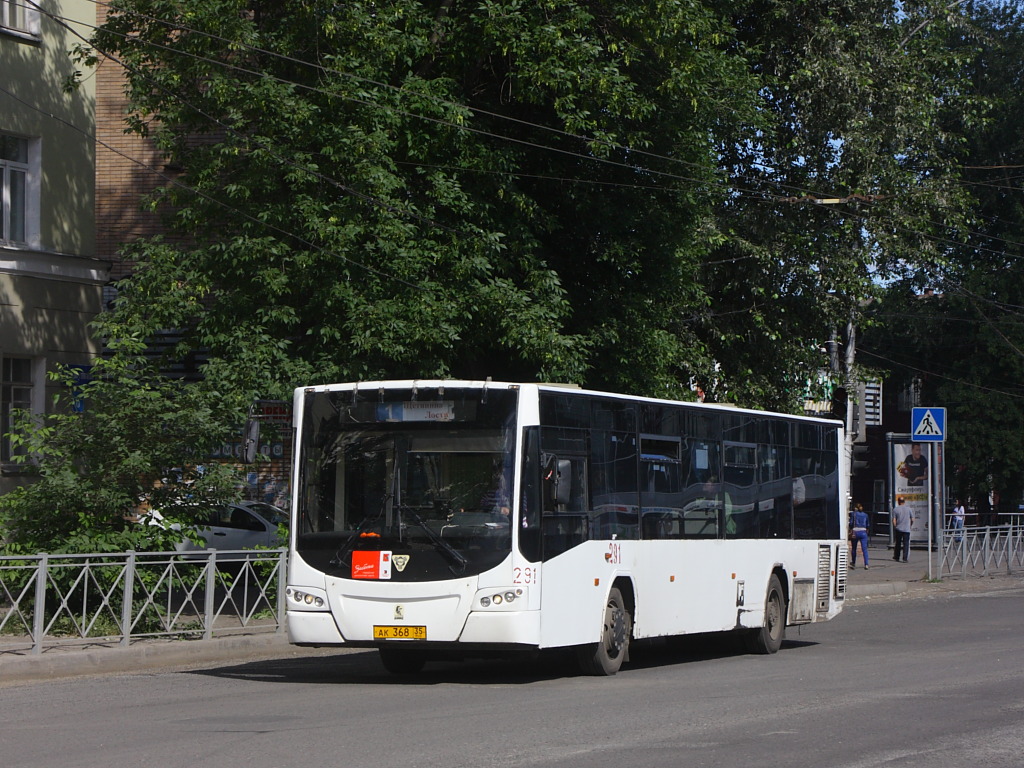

{"left": 398, "top": 505, "right": 468, "bottom": 575}
{"left": 330, "top": 491, "right": 390, "bottom": 569}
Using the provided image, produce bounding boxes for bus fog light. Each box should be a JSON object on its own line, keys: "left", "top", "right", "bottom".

{"left": 480, "top": 596, "right": 491, "bottom": 607}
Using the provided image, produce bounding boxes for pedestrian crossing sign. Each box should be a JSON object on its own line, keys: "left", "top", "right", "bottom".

{"left": 911, "top": 407, "right": 946, "bottom": 441}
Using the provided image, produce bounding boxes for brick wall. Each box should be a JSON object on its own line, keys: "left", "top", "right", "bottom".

{"left": 94, "top": 5, "right": 168, "bottom": 280}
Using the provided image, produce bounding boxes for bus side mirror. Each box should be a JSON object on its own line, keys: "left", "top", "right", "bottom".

{"left": 555, "top": 459, "right": 572, "bottom": 506}
{"left": 542, "top": 454, "right": 573, "bottom": 508}
{"left": 242, "top": 416, "right": 260, "bottom": 464}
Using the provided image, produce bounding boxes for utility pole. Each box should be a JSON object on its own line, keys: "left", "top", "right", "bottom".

{"left": 829, "top": 312, "right": 859, "bottom": 516}
{"left": 843, "top": 314, "right": 858, "bottom": 513}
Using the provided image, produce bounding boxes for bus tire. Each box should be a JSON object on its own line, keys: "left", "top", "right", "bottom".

{"left": 576, "top": 586, "right": 631, "bottom": 676}
{"left": 746, "top": 574, "right": 786, "bottom": 654}
{"left": 378, "top": 647, "right": 427, "bottom": 674}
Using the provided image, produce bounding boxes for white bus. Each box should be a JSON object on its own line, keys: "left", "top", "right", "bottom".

{"left": 285, "top": 380, "right": 847, "bottom": 675}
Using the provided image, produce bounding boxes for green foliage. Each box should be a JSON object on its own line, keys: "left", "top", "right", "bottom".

{"left": 862, "top": 3, "right": 1024, "bottom": 509}
{"left": 72, "top": 1, "right": 982, "bottom": 410}
{"left": 0, "top": 340, "right": 241, "bottom": 554}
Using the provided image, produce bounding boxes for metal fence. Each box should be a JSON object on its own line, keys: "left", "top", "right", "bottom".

{"left": 938, "top": 525, "right": 1024, "bottom": 579}
{"left": 0, "top": 549, "right": 287, "bottom": 655}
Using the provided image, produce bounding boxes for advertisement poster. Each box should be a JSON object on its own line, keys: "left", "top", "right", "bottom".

{"left": 893, "top": 441, "right": 931, "bottom": 543}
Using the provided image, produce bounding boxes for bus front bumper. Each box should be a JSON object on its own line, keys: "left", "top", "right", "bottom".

{"left": 286, "top": 608, "right": 541, "bottom": 647}
{"left": 287, "top": 611, "right": 346, "bottom": 645}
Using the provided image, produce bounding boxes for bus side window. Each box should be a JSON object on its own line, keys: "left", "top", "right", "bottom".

{"left": 589, "top": 431, "right": 638, "bottom": 541}
{"left": 640, "top": 435, "right": 684, "bottom": 539}
{"left": 540, "top": 453, "right": 588, "bottom": 557}
{"left": 682, "top": 441, "right": 721, "bottom": 538}
{"left": 723, "top": 442, "right": 757, "bottom": 539}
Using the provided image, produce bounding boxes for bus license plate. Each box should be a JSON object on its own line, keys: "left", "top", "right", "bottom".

{"left": 373, "top": 625, "right": 427, "bottom": 640}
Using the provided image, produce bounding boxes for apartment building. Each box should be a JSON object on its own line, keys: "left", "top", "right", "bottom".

{"left": 1, "top": 0, "right": 108, "bottom": 493}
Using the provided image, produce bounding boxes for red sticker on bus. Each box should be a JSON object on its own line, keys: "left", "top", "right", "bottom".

{"left": 352, "top": 550, "right": 392, "bottom": 580}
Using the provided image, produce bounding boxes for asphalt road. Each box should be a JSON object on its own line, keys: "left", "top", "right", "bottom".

{"left": 3, "top": 585, "right": 1023, "bottom": 768}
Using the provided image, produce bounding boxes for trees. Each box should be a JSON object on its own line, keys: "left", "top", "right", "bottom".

{"left": 73, "top": 0, "right": 973, "bottom": 405}
{"left": 3, "top": 1, "right": 995, "bottom": 550}
{"left": 862, "top": 2, "right": 1024, "bottom": 510}
{"left": 80, "top": 0, "right": 765, "bottom": 402}
{"left": 0, "top": 335, "right": 240, "bottom": 553}
{"left": 695, "top": 0, "right": 978, "bottom": 409}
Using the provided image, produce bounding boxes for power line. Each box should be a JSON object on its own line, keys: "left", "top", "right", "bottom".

{"left": 0, "top": 83, "right": 430, "bottom": 293}
{"left": 858, "top": 348, "right": 1024, "bottom": 401}
{"left": 32, "top": 1, "right": 749, "bottom": 198}
{"left": 19, "top": 0, "right": 1024, "bottom": 287}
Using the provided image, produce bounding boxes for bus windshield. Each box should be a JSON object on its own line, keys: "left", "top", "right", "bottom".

{"left": 295, "top": 387, "right": 518, "bottom": 580}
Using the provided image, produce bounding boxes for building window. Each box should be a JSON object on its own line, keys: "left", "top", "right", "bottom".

{"left": 1, "top": 0, "right": 39, "bottom": 36}
{"left": 1, "top": 356, "right": 38, "bottom": 463}
{"left": 1, "top": 134, "right": 35, "bottom": 246}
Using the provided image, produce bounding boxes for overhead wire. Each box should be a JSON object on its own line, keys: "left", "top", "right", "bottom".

{"left": 31, "top": 0, "right": 1024, "bottom": 236}
{"left": 28, "top": 0, "right": 755, "bottom": 199}
{"left": 858, "top": 348, "right": 1024, "bottom": 400}
{"left": 43, "top": 0, "right": 1024, "bottom": 262}
{"left": 72, "top": 0, "right": 833, "bottom": 197}
{"left": 15, "top": 0, "right": 1024, "bottom": 292}
{"left": 0, "top": 83, "right": 429, "bottom": 292}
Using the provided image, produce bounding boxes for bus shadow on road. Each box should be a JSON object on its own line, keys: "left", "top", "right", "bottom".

{"left": 189, "top": 649, "right": 585, "bottom": 686}
{"left": 188, "top": 634, "right": 819, "bottom": 686}
{"left": 624, "top": 634, "right": 818, "bottom": 671}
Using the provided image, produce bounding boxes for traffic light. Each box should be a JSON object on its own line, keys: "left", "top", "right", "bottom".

{"left": 852, "top": 442, "right": 870, "bottom": 474}
{"left": 830, "top": 386, "right": 848, "bottom": 421}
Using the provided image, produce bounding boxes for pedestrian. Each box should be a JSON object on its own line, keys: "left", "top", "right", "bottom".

{"left": 850, "top": 504, "right": 870, "bottom": 569}
{"left": 892, "top": 497, "right": 914, "bottom": 562}
{"left": 951, "top": 498, "right": 965, "bottom": 542}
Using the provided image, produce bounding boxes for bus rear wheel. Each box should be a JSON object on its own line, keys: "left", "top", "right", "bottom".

{"left": 378, "top": 646, "right": 427, "bottom": 674}
{"left": 576, "top": 586, "right": 631, "bottom": 676}
{"left": 746, "top": 574, "right": 786, "bottom": 654}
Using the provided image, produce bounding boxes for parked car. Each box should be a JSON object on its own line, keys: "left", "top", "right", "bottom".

{"left": 145, "top": 501, "right": 288, "bottom": 557}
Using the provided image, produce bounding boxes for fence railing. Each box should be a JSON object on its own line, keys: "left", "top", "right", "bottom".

{"left": 938, "top": 525, "right": 1024, "bottom": 579}
{"left": 0, "top": 549, "right": 287, "bottom": 655}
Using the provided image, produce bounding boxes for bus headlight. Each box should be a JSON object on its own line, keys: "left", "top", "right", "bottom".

{"left": 476, "top": 588, "right": 526, "bottom": 610}
{"left": 286, "top": 586, "right": 329, "bottom": 610}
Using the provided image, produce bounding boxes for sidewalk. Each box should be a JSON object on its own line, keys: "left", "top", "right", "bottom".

{"left": 844, "top": 538, "right": 1024, "bottom": 599}
{"left": 845, "top": 539, "right": 920, "bottom": 598}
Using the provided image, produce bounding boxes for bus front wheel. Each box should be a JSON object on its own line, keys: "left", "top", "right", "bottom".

{"left": 576, "top": 586, "right": 631, "bottom": 676}
{"left": 378, "top": 647, "right": 427, "bottom": 674}
{"left": 746, "top": 574, "right": 786, "bottom": 654}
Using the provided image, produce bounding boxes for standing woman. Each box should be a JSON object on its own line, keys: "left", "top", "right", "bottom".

{"left": 850, "top": 504, "right": 870, "bottom": 569}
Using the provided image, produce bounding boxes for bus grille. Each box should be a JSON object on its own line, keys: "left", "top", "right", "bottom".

{"left": 817, "top": 544, "right": 833, "bottom": 611}
{"left": 834, "top": 544, "right": 847, "bottom": 599}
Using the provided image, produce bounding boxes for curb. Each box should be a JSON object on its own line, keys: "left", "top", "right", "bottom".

{"left": 0, "top": 633, "right": 305, "bottom": 686}
{"left": 846, "top": 581, "right": 909, "bottom": 599}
